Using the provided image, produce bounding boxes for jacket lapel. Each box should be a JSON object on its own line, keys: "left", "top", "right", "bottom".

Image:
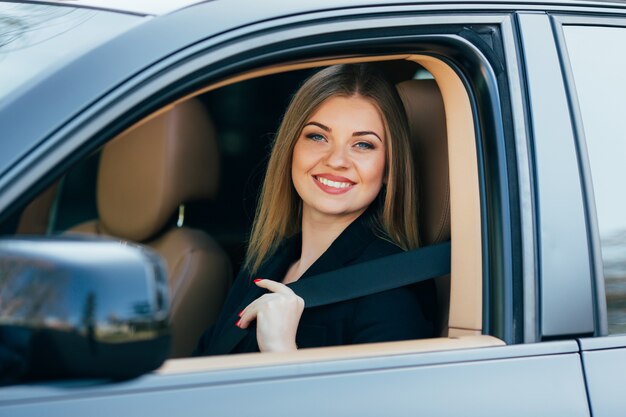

{"left": 208, "top": 210, "right": 377, "bottom": 355}
{"left": 207, "top": 241, "right": 298, "bottom": 355}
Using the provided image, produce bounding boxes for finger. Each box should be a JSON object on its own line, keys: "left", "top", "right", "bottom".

{"left": 237, "top": 296, "right": 263, "bottom": 329}
{"left": 254, "top": 278, "right": 295, "bottom": 295}
{"left": 238, "top": 291, "right": 272, "bottom": 322}
{"left": 237, "top": 292, "right": 276, "bottom": 328}
{"left": 237, "top": 302, "right": 258, "bottom": 329}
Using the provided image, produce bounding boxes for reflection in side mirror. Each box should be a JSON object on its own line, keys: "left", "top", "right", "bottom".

{"left": 0, "top": 236, "right": 170, "bottom": 382}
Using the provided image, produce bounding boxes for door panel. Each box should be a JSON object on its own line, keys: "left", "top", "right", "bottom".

{"left": 0, "top": 342, "right": 589, "bottom": 417}
{"left": 580, "top": 335, "right": 626, "bottom": 417}
{"left": 555, "top": 15, "right": 626, "bottom": 417}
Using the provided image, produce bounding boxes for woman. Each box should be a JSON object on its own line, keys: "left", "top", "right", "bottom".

{"left": 195, "top": 63, "right": 435, "bottom": 356}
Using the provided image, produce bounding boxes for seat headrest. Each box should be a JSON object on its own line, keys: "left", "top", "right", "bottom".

{"left": 397, "top": 79, "right": 450, "bottom": 245}
{"left": 97, "top": 99, "right": 219, "bottom": 242}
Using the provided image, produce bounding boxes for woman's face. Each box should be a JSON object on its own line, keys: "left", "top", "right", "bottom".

{"left": 291, "top": 94, "right": 387, "bottom": 222}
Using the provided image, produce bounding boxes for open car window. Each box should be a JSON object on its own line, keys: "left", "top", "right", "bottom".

{"left": 6, "top": 52, "right": 496, "bottom": 370}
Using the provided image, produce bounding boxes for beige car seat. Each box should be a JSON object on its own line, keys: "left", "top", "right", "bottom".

{"left": 397, "top": 79, "right": 451, "bottom": 337}
{"left": 16, "top": 183, "right": 59, "bottom": 235}
{"left": 70, "top": 99, "right": 232, "bottom": 357}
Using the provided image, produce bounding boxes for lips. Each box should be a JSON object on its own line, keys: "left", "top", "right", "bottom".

{"left": 313, "top": 174, "right": 355, "bottom": 194}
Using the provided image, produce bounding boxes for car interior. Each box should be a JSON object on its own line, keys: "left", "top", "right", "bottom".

{"left": 7, "top": 54, "right": 505, "bottom": 368}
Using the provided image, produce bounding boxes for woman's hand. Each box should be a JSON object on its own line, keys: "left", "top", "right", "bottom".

{"left": 236, "top": 279, "right": 305, "bottom": 352}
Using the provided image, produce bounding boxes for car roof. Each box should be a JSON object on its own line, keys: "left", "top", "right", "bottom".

{"left": 21, "top": 0, "right": 626, "bottom": 16}
{"left": 21, "top": 0, "right": 212, "bottom": 16}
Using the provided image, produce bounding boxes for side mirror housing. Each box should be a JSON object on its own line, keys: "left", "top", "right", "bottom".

{"left": 0, "top": 236, "right": 170, "bottom": 382}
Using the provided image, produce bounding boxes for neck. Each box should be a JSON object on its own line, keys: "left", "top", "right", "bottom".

{"left": 292, "top": 208, "right": 364, "bottom": 277}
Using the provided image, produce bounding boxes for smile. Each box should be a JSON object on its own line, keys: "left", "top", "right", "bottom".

{"left": 316, "top": 176, "right": 352, "bottom": 188}
{"left": 313, "top": 175, "right": 355, "bottom": 195}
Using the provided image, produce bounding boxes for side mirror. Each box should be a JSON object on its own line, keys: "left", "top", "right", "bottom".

{"left": 0, "top": 236, "right": 170, "bottom": 382}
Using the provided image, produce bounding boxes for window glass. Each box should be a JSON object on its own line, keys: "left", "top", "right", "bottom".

{"left": 564, "top": 25, "right": 626, "bottom": 334}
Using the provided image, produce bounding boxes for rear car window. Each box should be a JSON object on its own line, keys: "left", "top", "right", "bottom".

{"left": 563, "top": 24, "right": 626, "bottom": 334}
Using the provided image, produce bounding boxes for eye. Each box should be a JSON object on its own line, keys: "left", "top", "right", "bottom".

{"left": 354, "top": 141, "right": 375, "bottom": 150}
{"left": 306, "top": 133, "right": 326, "bottom": 142}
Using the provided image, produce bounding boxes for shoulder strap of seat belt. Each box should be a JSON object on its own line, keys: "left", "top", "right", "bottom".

{"left": 289, "top": 240, "right": 451, "bottom": 308}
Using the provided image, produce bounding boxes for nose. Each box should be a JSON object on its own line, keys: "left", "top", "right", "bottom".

{"left": 324, "top": 143, "right": 350, "bottom": 169}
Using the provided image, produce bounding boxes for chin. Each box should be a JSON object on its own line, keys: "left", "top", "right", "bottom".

{"left": 310, "top": 203, "right": 366, "bottom": 218}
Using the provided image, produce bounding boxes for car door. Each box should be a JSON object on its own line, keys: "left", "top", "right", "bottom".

{"left": 551, "top": 12, "right": 626, "bottom": 417}
{"left": 0, "top": 3, "right": 596, "bottom": 416}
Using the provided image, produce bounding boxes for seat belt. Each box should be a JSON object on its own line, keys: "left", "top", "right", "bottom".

{"left": 289, "top": 240, "right": 451, "bottom": 307}
{"left": 207, "top": 240, "right": 450, "bottom": 355}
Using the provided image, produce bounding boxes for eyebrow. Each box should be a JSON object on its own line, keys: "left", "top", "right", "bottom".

{"left": 354, "top": 130, "right": 383, "bottom": 143}
{"left": 305, "top": 121, "right": 331, "bottom": 132}
{"left": 304, "top": 122, "right": 383, "bottom": 143}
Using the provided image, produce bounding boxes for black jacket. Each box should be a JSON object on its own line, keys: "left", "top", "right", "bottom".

{"left": 195, "top": 213, "right": 436, "bottom": 356}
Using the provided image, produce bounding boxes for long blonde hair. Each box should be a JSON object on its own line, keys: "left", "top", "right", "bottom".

{"left": 245, "top": 64, "right": 419, "bottom": 273}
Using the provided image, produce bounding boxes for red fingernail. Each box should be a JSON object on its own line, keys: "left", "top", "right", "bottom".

{"left": 254, "top": 278, "right": 263, "bottom": 283}
{"left": 235, "top": 319, "right": 241, "bottom": 327}
{"left": 238, "top": 310, "right": 243, "bottom": 317}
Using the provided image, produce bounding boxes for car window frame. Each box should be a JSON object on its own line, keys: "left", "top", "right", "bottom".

{"left": 551, "top": 14, "right": 626, "bottom": 414}
{"left": 0, "top": 11, "right": 519, "bottom": 368}
{"left": 552, "top": 13, "right": 626, "bottom": 337}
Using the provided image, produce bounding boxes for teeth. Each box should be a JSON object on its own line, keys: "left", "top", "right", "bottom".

{"left": 317, "top": 176, "right": 352, "bottom": 189}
